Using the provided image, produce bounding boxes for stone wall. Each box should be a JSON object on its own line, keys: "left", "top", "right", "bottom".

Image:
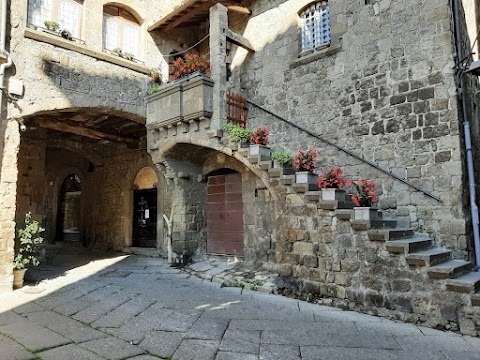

{"left": 227, "top": 0, "right": 471, "bottom": 258}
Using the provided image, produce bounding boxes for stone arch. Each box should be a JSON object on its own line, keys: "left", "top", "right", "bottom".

{"left": 153, "top": 136, "right": 278, "bottom": 200}
{"left": 134, "top": 166, "right": 158, "bottom": 189}
{"left": 102, "top": 2, "right": 144, "bottom": 25}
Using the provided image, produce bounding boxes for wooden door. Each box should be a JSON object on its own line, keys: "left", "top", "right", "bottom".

{"left": 207, "top": 173, "right": 244, "bottom": 255}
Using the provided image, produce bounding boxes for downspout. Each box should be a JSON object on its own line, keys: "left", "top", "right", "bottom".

{"left": 452, "top": 0, "right": 480, "bottom": 269}
{"left": 0, "top": 0, "right": 13, "bottom": 117}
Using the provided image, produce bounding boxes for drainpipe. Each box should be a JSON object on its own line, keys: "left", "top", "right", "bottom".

{"left": 0, "top": 0, "right": 13, "bottom": 118}
{"left": 452, "top": 0, "right": 480, "bottom": 269}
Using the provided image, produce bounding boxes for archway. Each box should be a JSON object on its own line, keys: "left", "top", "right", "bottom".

{"left": 207, "top": 169, "right": 244, "bottom": 256}
{"left": 132, "top": 167, "right": 158, "bottom": 247}
{"left": 57, "top": 174, "right": 82, "bottom": 244}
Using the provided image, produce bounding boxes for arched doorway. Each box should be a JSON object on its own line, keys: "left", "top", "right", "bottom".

{"left": 207, "top": 169, "right": 244, "bottom": 255}
{"left": 132, "top": 167, "right": 158, "bottom": 248}
{"left": 57, "top": 174, "right": 82, "bottom": 244}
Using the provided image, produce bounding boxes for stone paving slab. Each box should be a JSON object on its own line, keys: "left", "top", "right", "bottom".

{"left": 0, "top": 333, "right": 36, "bottom": 360}
{"left": 355, "top": 320, "right": 424, "bottom": 336}
{"left": 12, "top": 301, "right": 47, "bottom": 315}
{"left": 92, "top": 297, "right": 155, "bottom": 328}
{"left": 185, "top": 316, "right": 229, "bottom": 340}
{"left": 228, "top": 319, "right": 359, "bottom": 333}
{"left": 441, "top": 350, "right": 480, "bottom": 360}
{"left": 300, "top": 346, "right": 449, "bottom": 360}
{"left": 260, "top": 344, "right": 301, "bottom": 360}
{"left": 125, "top": 356, "right": 161, "bottom": 360}
{"left": 26, "top": 310, "right": 107, "bottom": 343}
{"left": 78, "top": 337, "right": 145, "bottom": 360}
{"left": 138, "top": 330, "right": 185, "bottom": 358}
{"left": 394, "top": 334, "right": 475, "bottom": 353}
{"left": 173, "top": 339, "right": 220, "bottom": 360}
{"left": 219, "top": 330, "right": 261, "bottom": 354}
{"left": 36, "top": 343, "right": 106, "bottom": 360}
{"left": 215, "top": 351, "right": 259, "bottom": 360}
{"left": 72, "top": 292, "right": 132, "bottom": 324}
{"left": 0, "top": 316, "right": 72, "bottom": 351}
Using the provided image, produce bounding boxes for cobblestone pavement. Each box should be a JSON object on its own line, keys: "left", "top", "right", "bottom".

{"left": 1, "top": 252, "right": 480, "bottom": 360}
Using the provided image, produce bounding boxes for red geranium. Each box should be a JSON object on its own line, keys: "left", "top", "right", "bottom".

{"left": 249, "top": 127, "right": 269, "bottom": 145}
{"left": 318, "top": 168, "right": 346, "bottom": 189}
{"left": 349, "top": 180, "right": 377, "bottom": 207}
{"left": 169, "top": 53, "right": 210, "bottom": 80}
{"left": 293, "top": 148, "right": 317, "bottom": 172}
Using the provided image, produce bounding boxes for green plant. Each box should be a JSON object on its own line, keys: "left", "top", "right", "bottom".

{"left": 221, "top": 123, "right": 253, "bottom": 143}
{"left": 224, "top": 279, "right": 245, "bottom": 288}
{"left": 123, "top": 52, "right": 135, "bottom": 61}
{"left": 169, "top": 53, "right": 210, "bottom": 80}
{"left": 43, "top": 20, "right": 59, "bottom": 31}
{"left": 14, "top": 212, "right": 44, "bottom": 270}
{"left": 271, "top": 151, "right": 293, "bottom": 165}
{"left": 249, "top": 280, "right": 264, "bottom": 291}
{"left": 149, "top": 68, "right": 162, "bottom": 84}
{"left": 148, "top": 84, "right": 160, "bottom": 95}
{"left": 59, "top": 29, "right": 72, "bottom": 40}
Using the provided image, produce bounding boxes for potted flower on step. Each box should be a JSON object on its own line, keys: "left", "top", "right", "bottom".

{"left": 349, "top": 180, "right": 379, "bottom": 220}
{"left": 221, "top": 123, "right": 252, "bottom": 150}
{"left": 13, "top": 212, "right": 45, "bottom": 289}
{"left": 318, "top": 168, "right": 347, "bottom": 201}
{"left": 249, "top": 127, "right": 271, "bottom": 159}
{"left": 271, "top": 151, "right": 295, "bottom": 175}
{"left": 294, "top": 148, "right": 317, "bottom": 186}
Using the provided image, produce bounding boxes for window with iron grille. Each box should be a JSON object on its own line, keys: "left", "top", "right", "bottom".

{"left": 300, "top": 1, "right": 330, "bottom": 52}
{"left": 103, "top": 6, "right": 140, "bottom": 59}
{"left": 27, "top": 0, "right": 82, "bottom": 39}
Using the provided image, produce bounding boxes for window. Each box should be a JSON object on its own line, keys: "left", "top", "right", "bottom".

{"left": 27, "top": 0, "right": 82, "bottom": 39}
{"left": 300, "top": 1, "right": 330, "bottom": 53}
{"left": 103, "top": 6, "right": 140, "bottom": 59}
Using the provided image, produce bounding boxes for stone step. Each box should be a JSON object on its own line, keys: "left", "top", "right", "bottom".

{"left": 446, "top": 271, "right": 480, "bottom": 293}
{"left": 318, "top": 200, "right": 338, "bottom": 210}
{"left": 368, "top": 228, "right": 415, "bottom": 242}
{"left": 385, "top": 237, "right": 432, "bottom": 254}
{"left": 405, "top": 248, "right": 451, "bottom": 267}
{"left": 370, "top": 219, "right": 397, "bottom": 229}
{"left": 335, "top": 209, "right": 353, "bottom": 220}
{"left": 292, "top": 183, "right": 319, "bottom": 193}
{"left": 305, "top": 191, "right": 321, "bottom": 202}
{"left": 280, "top": 175, "right": 295, "bottom": 186}
{"left": 337, "top": 200, "right": 356, "bottom": 209}
{"left": 248, "top": 155, "right": 260, "bottom": 164}
{"left": 428, "top": 260, "right": 473, "bottom": 280}
{"left": 471, "top": 293, "right": 480, "bottom": 306}
{"left": 238, "top": 147, "right": 250, "bottom": 157}
{"left": 258, "top": 160, "right": 272, "bottom": 170}
{"left": 268, "top": 167, "right": 295, "bottom": 178}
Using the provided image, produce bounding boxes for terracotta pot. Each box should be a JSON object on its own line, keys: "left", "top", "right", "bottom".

{"left": 13, "top": 268, "right": 27, "bottom": 289}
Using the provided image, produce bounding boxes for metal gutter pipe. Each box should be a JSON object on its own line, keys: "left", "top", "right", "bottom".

{"left": 0, "top": 0, "right": 13, "bottom": 119}
{"left": 452, "top": 0, "right": 480, "bottom": 269}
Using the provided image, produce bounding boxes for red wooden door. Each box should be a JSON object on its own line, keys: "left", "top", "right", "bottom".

{"left": 207, "top": 173, "right": 244, "bottom": 255}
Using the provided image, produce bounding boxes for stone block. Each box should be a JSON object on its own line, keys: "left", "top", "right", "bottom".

{"left": 293, "top": 242, "right": 314, "bottom": 255}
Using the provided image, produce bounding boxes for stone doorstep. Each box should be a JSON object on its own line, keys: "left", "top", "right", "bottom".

{"left": 405, "top": 248, "right": 452, "bottom": 267}
{"left": 427, "top": 260, "right": 473, "bottom": 280}
{"left": 350, "top": 220, "right": 371, "bottom": 231}
{"left": 385, "top": 237, "right": 432, "bottom": 254}
{"left": 446, "top": 271, "right": 480, "bottom": 293}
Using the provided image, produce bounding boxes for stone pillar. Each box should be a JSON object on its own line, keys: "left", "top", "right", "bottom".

{"left": 0, "top": 119, "right": 20, "bottom": 292}
{"left": 209, "top": 3, "right": 228, "bottom": 130}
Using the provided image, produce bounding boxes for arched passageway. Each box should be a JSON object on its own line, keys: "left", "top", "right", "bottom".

{"left": 132, "top": 167, "right": 158, "bottom": 248}
{"left": 57, "top": 174, "right": 82, "bottom": 244}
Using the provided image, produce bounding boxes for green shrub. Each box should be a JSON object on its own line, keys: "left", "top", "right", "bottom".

{"left": 148, "top": 84, "right": 160, "bottom": 95}
{"left": 271, "top": 151, "right": 293, "bottom": 165}
{"left": 221, "top": 123, "right": 253, "bottom": 142}
{"left": 14, "top": 212, "right": 44, "bottom": 270}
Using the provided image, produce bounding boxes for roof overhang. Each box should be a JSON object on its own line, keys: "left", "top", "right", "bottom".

{"left": 148, "top": 0, "right": 249, "bottom": 32}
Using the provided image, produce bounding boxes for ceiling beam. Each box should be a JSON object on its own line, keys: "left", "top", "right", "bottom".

{"left": 32, "top": 118, "right": 139, "bottom": 145}
{"left": 227, "top": 5, "right": 251, "bottom": 15}
{"left": 226, "top": 28, "right": 255, "bottom": 52}
{"left": 148, "top": 0, "right": 204, "bottom": 31}
{"left": 162, "top": 1, "right": 212, "bottom": 32}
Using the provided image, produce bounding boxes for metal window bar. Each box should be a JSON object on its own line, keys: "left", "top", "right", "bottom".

{"left": 226, "top": 93, "right": 248, "bottom": 128}
{"left": 246, "top": 99, "right": 442, "bottom": 203}
{"left": 301, "top": 2, "right": 330, "bottom": 51}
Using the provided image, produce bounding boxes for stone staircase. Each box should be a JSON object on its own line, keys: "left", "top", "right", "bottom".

{"left": 234, "top": 142, "right": 480, "bottom": 307}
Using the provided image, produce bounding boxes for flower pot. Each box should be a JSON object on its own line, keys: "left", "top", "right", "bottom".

{"left": 13, "top": 269, "right": 27, "bottom": 289}
{"left": 295, "top": 171, "right": 317, "bottom": 185}
{"left": 321, "top": 188, "right": 346, "bottom": 202}
{"left": 273, "top": 161, "right": 295, "bottom": 175}
{"left": 353, "top": 207, "right": 380, "bottom": 221}
{"left": 249, "top": 144, "right": 271, "bottom": 160}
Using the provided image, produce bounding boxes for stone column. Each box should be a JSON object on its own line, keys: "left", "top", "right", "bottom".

{"left": 209, "top": 3, "right": 228, "bottom": 130}
{"left": 0, "top": 119, "right": 20, "bottom": 292}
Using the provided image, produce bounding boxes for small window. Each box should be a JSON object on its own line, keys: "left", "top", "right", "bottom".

{"left": 103, "top": 6, "right": 140, "bottom": 59}
{"left": 27, "top": 0, "right": 82, "bottom": 39}
{"left": 299, "top": 1, "right": 330, "bottom": 53}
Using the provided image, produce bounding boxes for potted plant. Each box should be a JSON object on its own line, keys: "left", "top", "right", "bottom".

{"left": 59, "top": 29, "right": 72, "bottom": 40}
{"left": 149, "top": 68, "right": 162, "bottom": 84}
{"left": 43, "top": 20, "right": 59, "bottom": 32}
{"left": 349, "top": 180, "right": 379, "bottom": 220}
{"left": 221, "top": 123, "right": 253, "bottom": 150}
{"left": 293, "top": 148, "right": 317, "bottom": 185}
{"left": 169, "top": 53, "right": 210, "bottom": 81}
{"left": 271, "top": 151, "right": 295, "bottom": 174}
{"left": 13, "top": 212, "right": 45, "bottom": 289}
{"left": 318, "top": 168, "right": 347, "bottom": 201}
{"left": 249, "top": 127, "right": 271, "bottom": 159}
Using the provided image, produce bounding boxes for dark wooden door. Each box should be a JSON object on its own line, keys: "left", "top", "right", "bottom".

{"left": 207, "top": 173, "right": 244, "bottom": 255}
{"left": 132, "top": 189, "right": 157, "bottom": 248}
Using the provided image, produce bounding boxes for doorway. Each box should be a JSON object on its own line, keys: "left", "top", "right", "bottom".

{"left": 57, "top": 174, "right": 82, "bottom": 244}
{"left": 132, "top": 188, "right": 157, "bottom": 247}
{"left": 207, "top": 172, "right": 244, "bottom": 255}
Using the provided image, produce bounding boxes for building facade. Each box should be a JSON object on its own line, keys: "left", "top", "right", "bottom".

{"left": 1, "top": 0, "right": 480, "bottom": 335}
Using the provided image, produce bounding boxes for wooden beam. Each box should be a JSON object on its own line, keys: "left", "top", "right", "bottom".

{"left": 226, "top": 28, "right": 255, "bottom": 52}
{"left": 148, "top": 0, "right": 204, "bottom": 31}
{"left": 162, "top": 1, "right": 212, "bottom": 32}
{"left": 32, "top": 118, "right": 140, "bottom": 145}
{"left": 83, "top": 115, "right": 109, "bottom": 127}
{"left": 227, "top": 5, "right": 251, "bottom": 15}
